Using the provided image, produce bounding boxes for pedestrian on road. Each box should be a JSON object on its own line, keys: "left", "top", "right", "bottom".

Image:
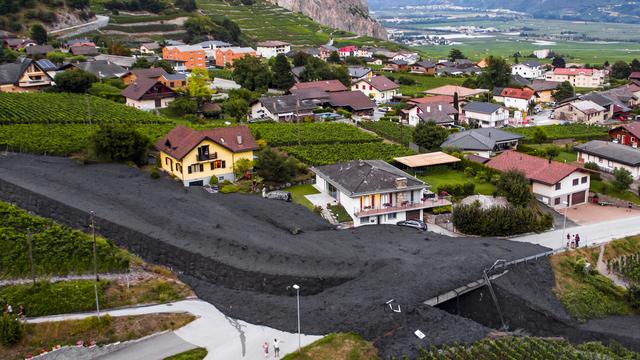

{"left": 263, "top": 341, "right": 269, "bottom": 358}
{"left": 575, "top": 234, "right": 580, "bottom": 248}
{"left": 273, "top": 338, "right": 282, "bottom": 358}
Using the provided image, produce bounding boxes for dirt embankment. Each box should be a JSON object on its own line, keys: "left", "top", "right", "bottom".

{"left": 1, "top": 153, "right": 637, "bottom": 357}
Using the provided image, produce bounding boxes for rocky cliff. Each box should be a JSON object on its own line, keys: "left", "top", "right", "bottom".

{"left": 267, "top": 0, "right": 387, "bottom": 40}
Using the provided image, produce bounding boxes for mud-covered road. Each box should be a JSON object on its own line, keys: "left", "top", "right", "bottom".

{"left": 1, "top": 154, "right": 637, "bottom": 357}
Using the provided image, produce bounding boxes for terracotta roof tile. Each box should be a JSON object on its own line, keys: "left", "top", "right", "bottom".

{"left": 155, "top": 125, "right": 258, "bottom": 160}
{"left": 500, "top": 87, "right": 535, "bottom": 100}
{"left": 486, "top": 150, "right": 584, "bottom": 185}
{"left": 290, "top": 80, "right": 347, "bottom": 93}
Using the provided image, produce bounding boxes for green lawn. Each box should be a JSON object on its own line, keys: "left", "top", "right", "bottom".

{"left": 591, "top": 179, "right": 640, "bottom": 205}
{"left": 285, "top": 184, "right": 319, "bottom": 210}
{"left": 527, "top": 144, "right": 577, "bottom": 163}
{"left": 164, "top": 348, "right": 208, "bottom": 360}
{"left": 419, "top": 167, "right": 495, "bottom": 196}
{"left": 376, "top": 71, "right": 465, "bottom": 97}
{"left": 328, "top": 204, "right": 352, "bottom": 223}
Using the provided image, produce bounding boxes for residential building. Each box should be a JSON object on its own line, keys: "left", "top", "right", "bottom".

{"left": 351, "top": 75, "right": 400, "bottom": 103}
{"left": 575, "top": 140, "right": 640, "bottom": 180}
{"left": 121, "top": 78, "right": 177, "bottom": 110}
{"left": 382, "top": 60, "right": 409, "bottom": 72}
{"left": 609, "top": 123, "right": 640, "bottom": 148}
{"left": 256, "top": 41, "right": 291, "bottom": 59}
{"left": 339, "top": 46, "right": 358, "bottom": 58}
{"left": 405, "top": 102, "right": 457, "bottom": 127}
{"left": 196, "top": 40, "right": 231, "bottom": 63}
{"left": 545, "top": 68, "right": 607, "bottom": 88}
{"left": 409, "top": 61, "right": 436, "bottom": 75}
{"left": 214, "top": 47, "right": 256, "bottom": 67}
{"left": 155, "top": 125, "right": 257, "bottom": 186}
{"left": 25, "top": 45, "right": 53, "bottom": 57}
{"left": 525, "top": 80, "right": 561, "bottom": 104}
{"left": 441, "top": 128, "right": 523, "bottom": 158}
{"left": 250, "top": 94, "right": 318, "bottom": 122}
{"left": 163, "top": 45, "right": 206, "bottom": 70}
{"left": 325, "top": 91, "right": 376, "bottom": 116}
{"left": 140, "top": 42, "right": 160, "bottom": 54}
{"left": 70, "top": 45, "right": 98, "bottom": 56}
{"left": 0, "top": 58, "right": 52, "bottom": 92}
{"left": 290, "top": 80, "right": 348, "bottom": 93}
{"left": 3, "top": 38, "right": 36, "bottom": 50}
{"left": 94, "top": 54, "right": 140, "bottom": 69}
{"left": 71, "top": 60, "right": 128, "bottom": 79}
{"left": 499, "top": 88, "right": 535, "bottom": 112}
{"left": 392, "top": 51, "right": 419, "bottom": 65}
{"left": 318, "top": 45, "right": 338, "bottom": 60}
{"left": 408, "top": 95, "right": 454, "bottom": 106}
{"left": 553, "top": 100, "right": 607, "bottom": 124}
{"left": 511, "top": 61, "right": 543, "bottom": 79}
{"left": 423, "top": 85, "right": 487, "bottom": 100}
{"left": 312, "top": 160, "right": 445, "bottom": 227}
{"left": 161, "top": 73, "right": 188, "bottom": 90}
{"left": 487, "top": 151, "right": 590, "bottom": 208}
{"left": 534, "top": 49, "right": 551, "bottom": 59}
{"left": 347, "top": 67, "right": 373, "bottom": 82}
{"left": 122, "top": 67, "right": 167, "bottom": 85}
{"left": 462, "top": 102, "right": 509, "bottom": 128}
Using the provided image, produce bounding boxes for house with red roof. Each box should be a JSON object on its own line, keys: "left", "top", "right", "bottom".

{"left": 609, "top": 123, "right": 640, "bottom": 148}
{"left": 486, "top": 151, "right": 591, "bottom": 208}
{"left": 545, "top": 67, "right": 607, "bottom": 88}
{"left": 121, "top": 78, "right": 177, "bottom": 110}
{"left": 155, "top": 125, "right": 258, "bottom": 186}
{"left": 351, "top": 75, "right": 400, "bottom": 103}
{"left": 499, "top": 87, "right": 536, "bottom": 112}
{"left": 289, "top": 80, "right": 348, "bottom": 93}
{"left": 338, "top": 46, "right": 358, "bottom": 58}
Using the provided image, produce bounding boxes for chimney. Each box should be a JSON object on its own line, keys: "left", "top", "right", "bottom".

{"left": 237, "top": 135, "right": 243, "bottom": 145}
{"left": 395, "top": 177, "right": 407, "bottom": 189}
{"left": 438, "top": 104, "right": 442, "bottom": 111}
{"left": 426, "top": 106, "right": 431, "bottom": 113}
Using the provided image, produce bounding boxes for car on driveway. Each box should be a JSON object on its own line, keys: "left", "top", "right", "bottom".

{"left": 396, "top": 220, "right": 427, "bottom": 231}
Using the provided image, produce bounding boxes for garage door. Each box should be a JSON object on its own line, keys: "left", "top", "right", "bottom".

{"left": 406, "top": 210, "right": 421, "bottom": 220}
{"left": 571, "top": 191, "right": 586, "bottom": 205}
{"left": 189, "top": 180, "right": 204, "bottom": 187}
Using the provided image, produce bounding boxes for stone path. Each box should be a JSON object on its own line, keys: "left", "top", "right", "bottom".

{"left": 596, "top": 244, "right": 630, "bottom": 289}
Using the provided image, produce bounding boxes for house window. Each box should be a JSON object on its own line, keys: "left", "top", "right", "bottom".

{"left": 608, "top": 161, "right": 613, "bottom": 167}
{"left": 555, "top": 183, "right": 562, "bottom": 190}
{"left": 170, "top": 82, "right": 175, "bottom": 87}
{"left": 572, "top": 178, "right": 579, "bottom": 186}
{"left": 555, "top": 198, "right": 561, "bottom": 205}
{"left": 361, "top": 216, "right": 370, "bottom": 223}
{"left": 581, "top": 176, "right": 588, "bottom": 184}
{"left": 388, "top": 213, "right": 397, "bottom": 220}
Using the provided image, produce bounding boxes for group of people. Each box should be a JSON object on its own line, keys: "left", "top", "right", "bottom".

{"left": 566, "top": 233, "right": 581, "bottom": 249}
{"left": 263, "top": 338, "right": 282, "bottom": 358}
{"left": 3, "top": 303, "right": 26, "bottom": 320}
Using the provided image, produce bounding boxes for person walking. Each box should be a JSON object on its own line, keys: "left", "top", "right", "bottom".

{"left": 273, "top": 338, "right": 282, "bottom": 358}
{"left": 575, "top": 234, "right": 580, "bottom": 248}
{"left": 263, "top": 341, "right": 269, "bottom": 358}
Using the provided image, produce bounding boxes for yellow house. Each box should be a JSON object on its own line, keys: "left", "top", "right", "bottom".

{"left": 155, "top": 125, "right": 258, "bottom": 187}
{"left": 0, "top": 58, "right": 52, "bottom": 93}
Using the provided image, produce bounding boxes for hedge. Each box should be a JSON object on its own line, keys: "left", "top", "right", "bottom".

{"left": 453, "top": 201, "right": 553, "bottom": 236}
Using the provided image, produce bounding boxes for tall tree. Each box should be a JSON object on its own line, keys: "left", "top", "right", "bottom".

{"left": 496, "top": 170, "right": 533, "bottom": 207}
{"left": 90, "top": 125, "right": 150, "bottom": 166}
{"left": 476, "top": 56, "right": 511, "bottom": 89}
{"left": 154, "top": 60, "right": 175, "bottom": 74}
{"left": 327, "top": 51, "right": 341, "bottom": 64}
{"left": 292, "top": 51, "right": 310, "bottom": 67}
{"left": 271, "top": 54, "right": 294, "bottom": 90}
{"left": 30, "top": 24, "right": 47, "bottom": 45}
{"left": 630, "top": 59, "right": 640, "bottom": 73}
{"left": 54, "top": 69, "right": 98, "bottom": 93}
{"left": 232, "top": 55, "right": 272, "bottom": 92}
{"left": 552, "top": 56, "right": 566, "bottom": 68}
{"left": 452, "top": 92, "right": 460, "bottom": 123}
{"left": 131, "top": 58, "right": 151, "bottom": 69}
{"left": 187, "top": 68, "right": 213, "bottom": 99}
{"left": 413, "top": 121, "right": 449, "bottom": 151}
{"left": 611, "top": 61, "right": 631, "bottom": 79}
{"left": 553, "top": 81, "right": 574, "bottom": 102}
{"left": 448, "top": 48, "right": 465, "bottom": 61}
{"left": 613, "top": 168, "right": 633, "bottom": 193}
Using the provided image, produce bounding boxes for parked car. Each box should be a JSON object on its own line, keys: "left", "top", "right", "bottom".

{"left": 265, "top": 190, "right": 292, "bottom": 202}
{"left": 396, "top": 220, "right": 427, "bottom": 231}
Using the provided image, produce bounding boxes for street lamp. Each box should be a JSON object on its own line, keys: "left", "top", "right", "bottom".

{"left": 292, "top": 284, "right": 301, "bottom": 353}
{"left": 562, "top": 200, "right": 569, "bottom": 248}
{"left": 90, "top": 211, "right": 101, "bottom": 318}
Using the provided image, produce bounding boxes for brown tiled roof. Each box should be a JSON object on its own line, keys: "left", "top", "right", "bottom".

{"left": 486, "top": 150, "right": 584, "bottom": 186}
{"left": 614, "top": 123, "right": 640, "bottom": 139}
{"left": 121, "top": 78, "right": 175, "bottom": 101}
{"left": 500, "top": 87, "right": 535, "bottom": 100}
{"left": 155, "top": 125, "right": 258, "bottom": 160}
{"left": 365, "top": 75, "right": 399, "bottom": 91}
{"left": 290, "top": 80, "right": 347, "bottom": 93}
{"left": 70, "top": 45, "right": 98, "bottom": 56}
{"left": 131, "top": 67, "right": 167, "bottom": 79}
{"left": 409, "top": 95, "right": 454, "bottom": 104}
{"left": 327, "top": 91, "right": 376, "bottom": 111}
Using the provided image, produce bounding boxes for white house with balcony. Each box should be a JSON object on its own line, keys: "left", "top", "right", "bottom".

{"left": 462, "top": 102, "right": 509, "bottom": 128}
{"left": 511, "top": 61, "right": 544, "bottom": 79}
{"left": 311, "top": 160, "right": 451, "bottom": 227}
{"left": 256, "top": 41, "right": 291, "bottom": 59}
{"left": 575, "top": 140, "right": 640, "bottom": 180}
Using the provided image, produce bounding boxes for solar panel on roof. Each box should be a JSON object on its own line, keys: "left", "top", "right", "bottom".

{"left": 35, "top": 59, "right": 56, "bottom": 71}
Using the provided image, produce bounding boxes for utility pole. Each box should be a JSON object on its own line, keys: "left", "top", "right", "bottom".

{"left": 26, "top": 228, "right": 36, "bottom": 286}
{"left": 90, "top": 211, "right": 101, "bottom": 318}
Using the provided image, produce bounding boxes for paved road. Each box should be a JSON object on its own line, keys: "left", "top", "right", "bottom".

{"left": 29, "top": 300, "right": 323, "bottom": 360}
{"left": 511, "top": 215, "right": 640, "bottom": 250}
{"left": 50, "top": 15, "right": 110, "bottom": 38}
{"left": 98, "top": 332, "right": 196, "bottom": 360}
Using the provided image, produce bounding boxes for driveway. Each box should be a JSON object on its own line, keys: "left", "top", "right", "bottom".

{"left": 559, "top": 203, "right": 640, "bottom": 225}
{"left": 28, "top": 300, "right": 323, "bottom": 360}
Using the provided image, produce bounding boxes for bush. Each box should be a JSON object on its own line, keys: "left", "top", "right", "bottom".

{"left": 255, "top": 147, "right": 297, "bottom": 183}
{"left": 463, "top": 167, "right": 476, "bottom": 177}
{"left": 209, "top": 176, "right": 219, "bottom": 186}
{"left": 90, "top": 125, "right": 150, "bottom": 166}
{"left": 584, "top": 161, "right": 599, "bottom": 171}
{"left": 0, "top": 313, "right": 23, "bottom": 346}
{"left": 150, "top": 168, "right": 160, "bottom": 179}
{"left": 628, "top": 285, "right": 640, "bottom": 310}
{"left": 453, "top": 201, "right": 552, "bottom": 236}
{"left": 437, "top": 182, "right": 475, "bottom": 198}
{"left": 220, "top": 185, "right": 240, "bottom": 193}
{"left": 432, "top": 205, "right": 452, "bottom": 215}
{"left": 54, "top": 69, "right": 98, "bottom": 93}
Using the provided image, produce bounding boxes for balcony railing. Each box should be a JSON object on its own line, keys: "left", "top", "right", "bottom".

{"left": 354, "top": 197, "right": 452, "bottom": 217}
{"left": 197, "top": 153, "right": 218, "bottom": 162}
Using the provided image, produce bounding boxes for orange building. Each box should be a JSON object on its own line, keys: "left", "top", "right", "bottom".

{"left": 214, "top": 47, "right": 256, "bottom": 67}
{"left": 162, "top": 45, "right": 206, "bottom": 70}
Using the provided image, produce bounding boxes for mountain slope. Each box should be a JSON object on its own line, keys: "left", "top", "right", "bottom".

{"left": 266, "top": 0, "right": 387, "bottom": 40}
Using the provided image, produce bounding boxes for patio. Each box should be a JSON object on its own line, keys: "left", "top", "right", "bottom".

{"left": 558, "top": 203, "right": 640, "bottom": 225}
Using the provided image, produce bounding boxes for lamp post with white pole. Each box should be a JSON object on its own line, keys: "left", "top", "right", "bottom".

{"left": 292, "top": 284, "right": 301, "bottom": 353}
{"left": 562, "top": 200, "right": 568, "bottom": 249}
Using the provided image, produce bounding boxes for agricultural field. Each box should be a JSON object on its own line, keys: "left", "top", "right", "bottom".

{"left": 359, "top": 120, "right": 414, "bottom": 145}
{"left": 504, "top": 124, "right": 608, "bottom": 142}
{"left": 416, "top": 336, "right": 640, "bottom": 359}
{"left": 0, "top": 201, "right": 130, "bottom": 278}
{"left": 280, "top": 143, "right": 414, "bottom": 165}
{"left": 0, "top": 124, "right": 174, "bottom": 156}
{"left": 249, "top": 123, "right": 381, "bottom": 147}
{"left": 377, "top": 71, "right": 466, "bottom": 97}
{"left": 0, "top": 93, "right": 173, "bottom": 125}
{"left": 103, "top": 24, "right": 181, "bottom": 33}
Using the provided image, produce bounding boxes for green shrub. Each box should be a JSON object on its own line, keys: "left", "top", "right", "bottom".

{"left": 220, "top": 185, "right": 240, "bottom": 194}
{"left": 453, "top": 201, "right": 552, "bottom": 236}
{"left": 0, "top": 313, "right": 23, "bottom": 346}
{"left": 432, "top": 205, "right": 452, "bottom": 215}
{"left": 209, "top": 176, "right": 219, "bottom": 186}
{"left": 150, "top": 168, "right": 160, "bottom": 179}
{"left": 436, "top": 182, "right": 475, "bottom": 198}
{"left": 628, "top": 285, "right": 640, "bottom": 310}
{"left": 463, "top": 167, "right": 476, "bottom": 177}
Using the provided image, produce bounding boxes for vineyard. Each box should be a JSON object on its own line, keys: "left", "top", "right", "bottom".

{"left": 0, "top": 93, "right": 173, "bottom": 125}
{"left": 359, "top": 120, "right": 414, "bottom": 145}
{"left": 0, "top": 124, "right": 174, "bottom": 156}
{"left": 280, "top": 143, "right": 415, "bottom": 165}
{"left": 608, "top": 252, "right": 640, "bottom": 285}
{"left": 504, "top": 124, "right": 608, "bottom": 142}
{"left": 0, "top": 201, "right": 130, "bottom": 278}
{"left": 249, "top": 123, "right": 381, "bottom": 147}
{"left": 417, "top": 337, "right": 640, "bottom": 359}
